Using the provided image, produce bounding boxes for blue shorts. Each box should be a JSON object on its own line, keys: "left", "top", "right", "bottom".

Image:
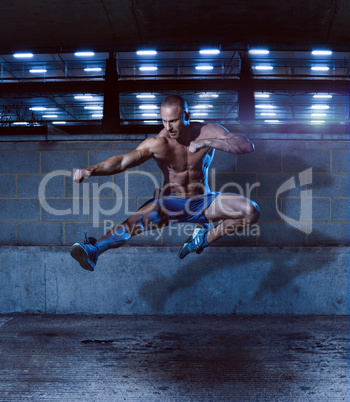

{"left": 145, "top": 192, "right": 220, "bottom": 225}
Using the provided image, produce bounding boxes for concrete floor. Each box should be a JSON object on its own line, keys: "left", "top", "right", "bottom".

{"left": 0, "top": 315, "right": 348, "bottom": 401}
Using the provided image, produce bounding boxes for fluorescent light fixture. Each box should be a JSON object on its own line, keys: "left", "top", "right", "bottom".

{"left": 144, "top": 120, "right": 158, "bottom": 123}
{"left": 75, "top": 51, "right": 95, "bottom": 57}
{"left": 139, "top": 105, "right": 158, "bottom": 109}
{"left": 311, "top": 120, "right": 325, "bottom": 124}
{"left": 84, "top": 67, "right": 102, "bottom": 72}
{"left": 194, "top": 105, "right": 213, "bottom": 108}
{"left": 74, "top": 95, "right": 94, "bottom": 100}
{"left": 52, "top": 121, "right": 67, "bottom": 125}
{"left": 313, "top": 94, "right": 332, "bottom": 99}
{"left": 137, "top": 94, "right": 155, "bottom": 99}
{"left": 199, "top": 93, "right": 219, "bottom": 98}
{"left": 84, "top": 106, "right": 102, "bottom": 110}
{"left": 14, "top": 52, "right": 33, "bottom": 58}
{"left": 139, "top": 66, "right": 158, "bottom": 71}
{"left": 311, "top": 113, "right": 326, "bottom": 117}
{"left": 42, "top": 115, "right": 58, "bottom": 118}
{"left": 142, "top": 113, "right": 158, "bottom": 117}
{"left": 264, "top": 120, "right": 279, "bottom": 123}
{"left": 254, "top": 66, "right": 273, "bottom": 70}
{"left": 30, "top": 107, "right": 46, "bottom": 111}
{"left": 29, "top": 69, "right": 47, "bottom": 73}
{"left": 260, "top": 112, "right": 276, "bottom": 116}
{"left": 249, "top": 49, "right": 269, "bottom": 55}
{"left": 255, "top": 93, "right": 270, "bottom": 98}
{"left": 195, "top": 65, "right": 214, "bottom": 70}
{"left": 137, "top": 50, "right": 157, "bottom": 55}
{"left": 191, "top": 120, "right": 205, "bottom": 123}
{"left": 311, "top": 105, "right": 329, "bottom": 109}
{"left": 13, "top": 122, "right": 29, "bottom": 125}
{"left": 311, "top": 66, "right": 329, "bottom": 71}
{"left": 199, "top": 49, "right": 220, "bottom": 55}
{"left": 193, "top": 113, "right": 208, "bottom": 116}
{"left": 312, "top": 50, "right": 332, "bottom": 56}
{"left": 92, "top": 114, "right": 103, "bottom": 118}
{"left": 255, "top": 104, "right": 274, "bottom": 109}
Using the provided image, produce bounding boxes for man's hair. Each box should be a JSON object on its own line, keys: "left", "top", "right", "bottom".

{"left": 161, "top": 95, "right": 189, "bottom": 113}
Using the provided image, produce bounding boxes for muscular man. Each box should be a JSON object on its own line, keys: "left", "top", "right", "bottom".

{"left": 71, "top": 95, "right": 260, "bottom": 271}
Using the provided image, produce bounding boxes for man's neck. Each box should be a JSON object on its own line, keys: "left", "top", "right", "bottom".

{"left": 175, "top": 125, "right": 192, "bottom": 146}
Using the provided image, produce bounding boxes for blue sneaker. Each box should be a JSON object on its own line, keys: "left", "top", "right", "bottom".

{"left": 178, "top": 225, "right": 210, "bottom": 259}
{"left": 70, "top": 232, "right": 98, "bottom": 271}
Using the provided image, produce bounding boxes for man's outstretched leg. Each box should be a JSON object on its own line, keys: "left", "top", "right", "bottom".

{"left": 178, "top": 194, "right": 260, "bottom": 259}
{"left": 71, "top": 203, "right": 169, "bottom": 271}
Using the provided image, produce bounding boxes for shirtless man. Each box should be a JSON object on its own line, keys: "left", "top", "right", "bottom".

{"left": 71, "top": 95, "right": 260, "bottom": 271}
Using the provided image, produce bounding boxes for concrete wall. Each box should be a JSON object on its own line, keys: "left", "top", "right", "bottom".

{"left": 0, "top": 138, "right": 349, "bottom": 247}
{"left": 0, "top": 136, "right": 349, "bottom": 314}
{"left": 0, "top": 246, "right": 348, "bottom": 315}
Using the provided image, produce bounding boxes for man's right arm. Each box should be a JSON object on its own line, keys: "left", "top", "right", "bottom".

{"left": 73, "top": 137, "right": 163, "bottom": 183}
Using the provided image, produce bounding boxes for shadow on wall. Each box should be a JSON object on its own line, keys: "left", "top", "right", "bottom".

{"left": 138, "top": 156, "right": 341, "bottom": 312}
{"left": 138, "top": 231, "right": 337, "bottom": 313}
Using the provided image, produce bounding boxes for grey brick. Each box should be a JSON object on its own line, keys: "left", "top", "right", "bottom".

{"left": 0, "top": 222, "right": 16, "bottom": 245}
{"left": 236, "top": 149, "right": 282, "bottom": 173}
{"left": 258, "top": 173, "right": 307, "bottom": 197}
{"left": 253, "top": 197, "right": 282, "bottom": 222}
{"left": 307, "top": 222, "right": 350, "bottom": 246}
{"left": 307, "top": 141, "right": 350, "bottom": 149}
{"left": 0, "top": 199, "right": 39, "bottom": 221}
{"left": 129, "top": 228, "right": 163, "bottom": 245}
{"left": 0, "top": 151, "right": 40, "bottom": 173}
{"left": 137, "top": 197, "right": 153, "bottom": 209}
{"left": 90, "top": 197, "right": 137, "bottom": 225}
{"left": 64, "top": 222, "right": 103, "bottom": 245}
{"left": 332, "top": 150, "right": 350, "bottom": 173}
{"left": 41, "top": 150, "right": 88, "bottom": 173}
{"left": 18, "top": 174, "right": 64, "bottom": 198}
{"left": 64, "top": 141, "right": 113, "bottom": 150}
{"left": 253, "top": 140, "right": 307, "bottom": 150}
{"left": 138, "top": 158, "right": 160, "bottom": 172}
{"left": 312, "top": 174, "right": 350, "bottom": 197}
{"left": 0, "top": 142, "right": 16, "bottom": 150}
{"left": 66, "top": 175, "right": 114, "bottom": 198}
{"left": 211, "top": 173, "right": 258, "bottom": 196}
{"left": 213, "top": 227, "right": 258, "bottom": 246}
{"left": 282, "top": 197, "right": 329, "bottom": 222}
{"left": 117, "top": 172, "right": 162, "bottom": 198}
{"left": 17, "top": 222, "right": 63, "bottom": 245}
{"left": 113, "top": 141, "right": 140, "bottom": 149}
{"left": 283, "top": 149, "right": 330, "bottom": 173}
{"left": 258, "top": 222, "right": 307, "bottom": 246}
{"left": 0, "top": 176, "right": 16, "bottom": 198}
{"left": 41, "top": 199, "right": 89, "bottom": 222}
{"left": 211, "top": 150, "right": 235, "bottom": 172}
{"left": 161, "top": 223, "right": 196, "bottom": 245}
{"left": 16, "top": 142, "right": 65, "bottom": 150}
{"left": 331, "top": 198, "right": 350, "bottom": 221}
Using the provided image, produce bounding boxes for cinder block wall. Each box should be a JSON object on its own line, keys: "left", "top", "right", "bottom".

{"left": 0, "top": 138, "right": 349, "bottom": 247}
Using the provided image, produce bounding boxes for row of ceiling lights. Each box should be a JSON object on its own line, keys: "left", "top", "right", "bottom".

{"left": 9, "top": 48, "right": 335, "bottom": 74}
{"left": 13, "top": 92, "right": 334, "bottom": 125}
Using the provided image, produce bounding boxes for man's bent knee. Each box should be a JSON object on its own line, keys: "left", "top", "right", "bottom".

{"left": 245, "top": 200, "right": 260, "bottom": 224}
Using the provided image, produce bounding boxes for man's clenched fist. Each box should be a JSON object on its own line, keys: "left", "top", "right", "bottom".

{"left": 73, "top": 169, "right": 91, "bottom": 183}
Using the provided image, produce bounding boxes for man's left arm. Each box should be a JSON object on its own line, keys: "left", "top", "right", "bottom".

{"left": 189, "top": 123, "right": 254, "bottom": 155}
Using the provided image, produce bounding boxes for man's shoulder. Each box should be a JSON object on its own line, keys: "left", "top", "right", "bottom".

{"left": 199, "top": 123, "right": 229, "bottom": 138}
{"left": 137, "top": 135, "right": 168, "bottom": 153}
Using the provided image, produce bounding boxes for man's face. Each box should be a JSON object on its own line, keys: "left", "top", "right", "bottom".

{"left": 160, "top": 105, "right": 189, "bottom": 139}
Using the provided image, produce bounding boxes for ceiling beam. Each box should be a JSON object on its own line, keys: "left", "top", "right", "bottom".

{"left": 1, "top": 79, "right": 350, "bottom": 95}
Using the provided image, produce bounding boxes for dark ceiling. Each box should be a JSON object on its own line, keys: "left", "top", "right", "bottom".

{"left": 0, "top": 0, "right": 349, "bottom": 135}
{"left": 1, "top": 0, "right": 349, "bottom": 54}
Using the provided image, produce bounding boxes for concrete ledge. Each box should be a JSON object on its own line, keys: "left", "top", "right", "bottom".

{"left": 0, "top": 246, "right": 348, "bottom": 315}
